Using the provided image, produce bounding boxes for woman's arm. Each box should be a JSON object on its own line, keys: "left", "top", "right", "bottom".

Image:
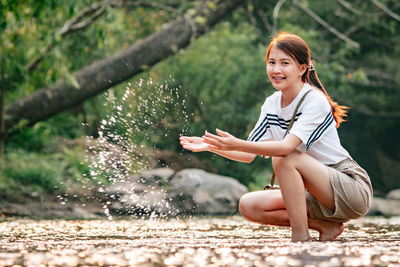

{"left": 180, "top": 136, "right": 258, "bottom": 163}
{"left": 210, "top": 149, "right": 257, "bottom": 163}
{"left": 203, "top": 129, "right": 301, "bottom": 157}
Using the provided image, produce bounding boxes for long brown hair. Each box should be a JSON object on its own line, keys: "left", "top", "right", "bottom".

{"left": 266, "top": 32, "right": 348, "bottom": 128}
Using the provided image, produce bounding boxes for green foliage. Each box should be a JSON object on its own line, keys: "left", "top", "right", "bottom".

{"left": 0, "top": 150, "right": 65, "bottom": 196}
{"left": 0, "top": 146, "right": 93, "bottom": 199}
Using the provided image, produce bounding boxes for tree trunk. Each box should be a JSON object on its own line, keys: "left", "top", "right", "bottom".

{"left": 6, "top": 0, "right": 245, "bottom": 130}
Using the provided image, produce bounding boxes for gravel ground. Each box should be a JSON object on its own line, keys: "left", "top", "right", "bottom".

{"left": 0, "top": 216, "right": 399, "bottom": 266}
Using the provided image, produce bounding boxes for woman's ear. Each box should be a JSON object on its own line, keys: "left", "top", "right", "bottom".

{"left": 298, "top": 64, "right": 307, "bottom": 76}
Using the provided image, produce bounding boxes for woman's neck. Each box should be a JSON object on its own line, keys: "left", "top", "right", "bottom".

{"left": 281, "top": 82, "right": 304, "bottom": 108}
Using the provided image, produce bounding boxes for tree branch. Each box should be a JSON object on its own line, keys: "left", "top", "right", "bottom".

{"left": 25, "top": 0, "right": 183, "bottom": 73}
{"left": 256, "top": 8, "right": 272, "bottom": 33}
{"left": 292, "top": 0, "right": 360, "bottom": 49}
{"left": 273, "top": 0, "right": 286, "bottom": 35}
{"left": 357, "top": 105, "right": 400, "bottom": 118}
{"left": 26, "top": 1, "right": 107, "bottom": 72}
{"left": 371, "top": 0, "right": 400, "bottom": 22}
{"left": 339, "top": 96, "right": 400, "bottom": 118}
{"left": 110, "top": 0, "right": 182, "bottom": 15}
{"left": 58, "top": 2, "right": 107, "bottom": 37}
{"left": 336, "top": 0, "right": 362, "bottom": 16}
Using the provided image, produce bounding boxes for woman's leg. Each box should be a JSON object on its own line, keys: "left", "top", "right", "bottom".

{"left": 272, "top": 150, "right": 336, "bottom": 241}
{"left": 239, "top": 190, "right": 344, "bottom": 241}
{"left": 239, "top": 190, "right": 289, "bottom": 226}
{"left": 239, "top": 150, "right": 344, "bottom": 241}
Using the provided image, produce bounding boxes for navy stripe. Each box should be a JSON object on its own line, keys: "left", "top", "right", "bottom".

{"left": 306, "top": 113, "right": 334, "bottom": 149}
{"left": 267, "top": 113, "right": 301, "bottom": 130}
{"left": 306, "top": 113, "right": 332, "bottom": 147}
{"left": 248, "top": 113, "right": 302, "bottom": 142}
{"left": 253, "top": 126, "right": 270, "bottom": 142}
{"left": 266, "top": 113, "right": 302, "bottom": 124}
{"left": 248, "top": 115, "right": 269, "bottom": 141}
{"left": 309, "top": 115, "right": 333, "bottom": 147}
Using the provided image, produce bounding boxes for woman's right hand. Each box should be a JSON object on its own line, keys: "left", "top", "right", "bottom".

{"left": 180, "top": 136, "right": 213, "bottom": 152}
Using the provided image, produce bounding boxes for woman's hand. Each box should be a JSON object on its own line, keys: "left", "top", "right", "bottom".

{"left": 202, "top": 129, "right": 241, "bottom": 151}
{"left": 180, "top": 136, "right": 214, "bottom": 152}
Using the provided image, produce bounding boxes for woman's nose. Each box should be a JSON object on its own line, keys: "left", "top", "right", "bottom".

{"left": 272, "top": 65, "right": 282, "bottom": 73}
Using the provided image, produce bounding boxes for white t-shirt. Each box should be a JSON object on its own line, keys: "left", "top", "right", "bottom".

{"left": 247, "top": 83, "right": 351, "bottom": 165}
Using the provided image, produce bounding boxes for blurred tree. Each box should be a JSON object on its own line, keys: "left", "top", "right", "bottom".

{"left": 4, "top": 0, "right": 246, "bottom": 131}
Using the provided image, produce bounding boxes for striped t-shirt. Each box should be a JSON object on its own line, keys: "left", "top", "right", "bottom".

{"left": 247, "top": 83, "right": 350, "bottom": 165}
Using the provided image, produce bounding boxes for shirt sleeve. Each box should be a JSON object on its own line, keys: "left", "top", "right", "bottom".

{"left": 289, "top": 92, "right": 334, "bottom": 150}
{"left": 247, "top": 99, "right": 272, "bottom": 142}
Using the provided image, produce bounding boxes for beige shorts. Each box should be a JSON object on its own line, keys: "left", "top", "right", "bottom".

{"left": 306, "top": 158, "right": 373, "bottom": 223}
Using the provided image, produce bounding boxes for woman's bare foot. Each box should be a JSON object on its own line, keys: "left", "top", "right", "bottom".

{"left": 291, "top": 230, "right": 312, "bottom": 242}
{"left": 318, "top": 222, "right": 344, "bottom": 241}
{"left": 291, "top": 235, "right": 313, "bottom": 242}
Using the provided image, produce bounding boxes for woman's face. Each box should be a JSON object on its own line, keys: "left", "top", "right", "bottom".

{"left": 266, "top": 45, "right": 306, "bottom": 92}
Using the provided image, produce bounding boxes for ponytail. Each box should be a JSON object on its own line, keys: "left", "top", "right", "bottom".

{"left": 304, "top": 66, "right": 349, "bottom": 128}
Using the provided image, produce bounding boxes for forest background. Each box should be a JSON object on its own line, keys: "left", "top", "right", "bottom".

{"left": 1, "top": 0, "right": 399, "bottom": 205}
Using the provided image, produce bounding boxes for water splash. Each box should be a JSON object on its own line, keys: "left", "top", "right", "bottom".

{"left": 83, "top": 77, "right": 192, "bottom": 219}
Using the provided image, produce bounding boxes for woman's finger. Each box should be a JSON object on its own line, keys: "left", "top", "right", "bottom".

{"left": 204, "top": 133, "right": 225, "bottom": 144}
{"left": 202, "top": 136, "right": 219, "bottom": 145}
{"left": 204, "top": 131, "right": 221, "bottom": 139}
{"left": 202, "top": 137, "right": 225, "bottom": 151}
{"left": 216, "top": 128, "right": 230, "bottom": 137}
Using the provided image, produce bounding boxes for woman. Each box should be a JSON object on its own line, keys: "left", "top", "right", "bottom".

{"left": 180, "top": 32, "right": 372, "bottom": 242}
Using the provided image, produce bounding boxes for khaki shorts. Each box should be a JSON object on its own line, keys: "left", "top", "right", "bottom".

{"left": 306, "top": 158, "right": 373, "bottom": 223}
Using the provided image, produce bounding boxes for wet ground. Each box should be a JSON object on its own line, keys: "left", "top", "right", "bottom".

{"left": 0, "top": 216, "right": 399, "bottom": 266}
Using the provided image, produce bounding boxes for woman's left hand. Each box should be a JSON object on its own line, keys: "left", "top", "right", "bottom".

{"left": 202, "top": 129, "right": 241, "bottom": 151}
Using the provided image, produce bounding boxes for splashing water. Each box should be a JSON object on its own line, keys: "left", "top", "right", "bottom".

{"left": 82, "top": 77, "right": 192, "bottom": 219}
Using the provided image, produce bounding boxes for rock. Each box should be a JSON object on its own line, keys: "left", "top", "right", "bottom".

{"left": 109, "top": 187, "right": 173, "bottom": 216}
{"left": 170, "top": 169, "right": 248, "bottom": 215}
{"left": 130, "top": 168, "right": 175, "bottom": 185}
{"left": 102, "top": 168, "right": 248, "bottom": 216}
{"left": 368, "top": 189, "right": 400, "bottom": 216}
{"left": 386, "top": 189, "right": 400, "bottom": 200}
{"left": 370, "top": 197, "right": 400, "bottom": 216}
{"left": 102, "top": 168, "right": 176, "bottom": 216}
{"left": 102, "top": 168, "right": 174, "bottom": 197}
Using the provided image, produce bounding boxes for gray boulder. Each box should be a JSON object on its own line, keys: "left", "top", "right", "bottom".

{"left": 386, "top": 189, "right": 400, "bottom": 200}
{"left": 170, "top": 169, "right": 248, "bottom": 215}
{"left": 369, "top": 189, "right": 400, "bottom": 216}
{"left": 102, "top": 168, "right": 175, "bottom": 216}
{"left": 101, "top": 168, "right": 248, "bottom": 216}
{"left": 370, "top": 197, "right": 400, "bottom": 216}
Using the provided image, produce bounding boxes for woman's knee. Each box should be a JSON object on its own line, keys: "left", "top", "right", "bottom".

{"left": 239, "top": 191, "right": 284, "bottom": 218}
{"left": 272, "top": 150, "right": 303, "bottom": 171}
{"left": 239, "top": 193, "right": 260, "bottom": 219}
{"left": 238, "top": 193, "right": 252, "bottom": 216}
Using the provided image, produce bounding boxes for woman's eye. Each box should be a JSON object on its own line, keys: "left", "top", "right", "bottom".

{"left": 268, "top": 61, "right": 275, "bottom": 65}
{"left": 282, "top": 62, "right": 289, "bottom": 65}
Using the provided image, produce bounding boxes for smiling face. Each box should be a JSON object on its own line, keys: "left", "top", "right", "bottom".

{"left": 266, "top": 45, "right": 307, "bottom": 92}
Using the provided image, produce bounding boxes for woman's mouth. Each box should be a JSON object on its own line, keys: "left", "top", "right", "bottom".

{"left": 273, "top": 77, "right": 286, "bottom": 83}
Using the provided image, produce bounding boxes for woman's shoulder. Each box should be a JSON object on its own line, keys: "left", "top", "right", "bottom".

{"left": 261, "top": 90, "right": 280, "bottom": 108}
{"left": 303, "top": 85, "right": 331, "bottom": 111}
{"left": 265, "top": 90, "right": 281, "bottom": 103}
